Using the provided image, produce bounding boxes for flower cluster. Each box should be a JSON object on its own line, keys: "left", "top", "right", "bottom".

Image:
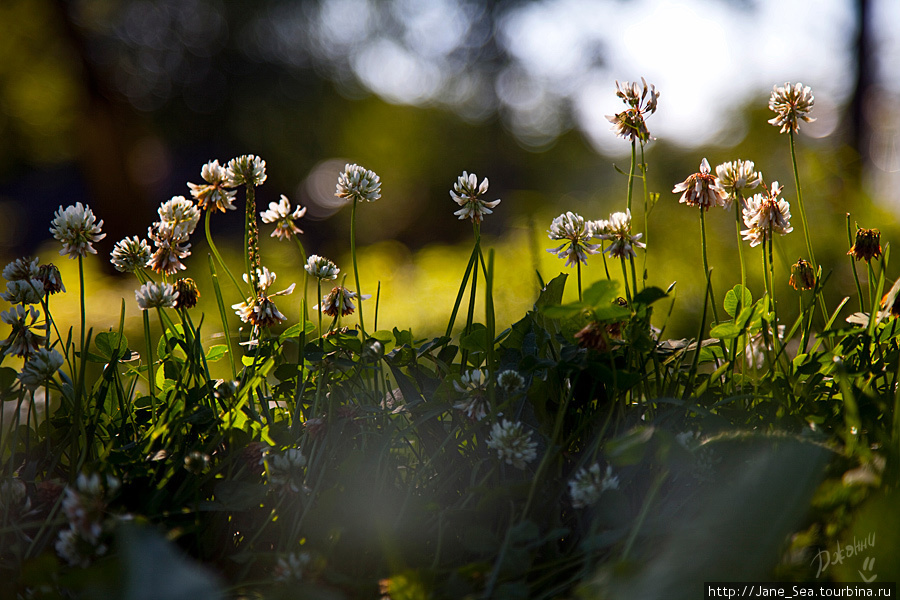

{"left": 848, "top": 227, "right": 882, "bottom": 263}
{"left": 597, "top": 209, "right": 645, "bottom": 259}
{"left": 486, "top": 419, "right": 538, "bottom": 469}
{"left": 768, "top": 82, "right": 815, "bottom": 134}
{"left": 19, "top": 347, "right": 65, "bottom": 390}
{"left": 741, "top": 182, "right": 793, "bottom": 247}
{"left": 305, "top": 255, "right": 340, "bottom": 281}
{"left": 135, "top": 281, "right": 179, "bottom": 310}
{"left": 273, "top": 552, "right": 313, "bottom": 583}
{"left": 450, "top": 171, "right": 500, "bottom": 224}
{"left": 547, "top": 212, "right": 600, "bottom": 267}
{"left": 1, "top": 305, "right": 44, "bottom": 358}
{"left": 789, "top": 258, "right": 816, "bottom": 291}
{"left": 233, "top": 267, "right": 295, "bottom": 328}
{"left": 50, "top": 203, "right": 106, "bottom": 259}
{"left": 673, "top": 158, "right": 728, "bottom": 211}
{"left": 56, "top": 473, "right": 119, "bottom": 568}
{"left": 606, "top": 78, "right": 659, "bottom": 142}
{"left": 261, "top": 195, "right": 306, "bottom": 240}
{"left": 496, "top": 369, "right": 525, "bottom": 394}
{"left": 714, "top": 159, "right": 762, "bottom": 209}
{"left": 336, "top": 163, "right": 382, "bottom": 203}
{"left": 226, "top": 155, "right": 267, "bottom": 188}
{"left": 317, "top": 286, "right": 366, "bottom": 318}
{"left": 264, "top": 448, "right": 307, "bottom": 492}
{"left": 568, "top": 463, "right": 619, "bottom": 508}
{"left": 188, "top": 159, "right": 237, "bottom": 212}
{"left": 453, "top": 369, "right": 490, "bottom": 421}
{"left": 147, "top": 196, "right": 200, "bottom": 275}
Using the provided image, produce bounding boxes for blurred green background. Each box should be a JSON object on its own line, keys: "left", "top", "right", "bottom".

{"left": 1, "top": 0, "right": 898, "bottom": 346}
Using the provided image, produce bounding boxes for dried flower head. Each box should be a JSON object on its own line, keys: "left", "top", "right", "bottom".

{"left": 3, "top": 257, "right": 40, "bottom": 282}
{"left": 789, "top": 258, "right": 816, "bottom": 291}
{"left": 158, "top": 196, "right": 201, "bottom": 239}
{"left": 673, "top": 158, "right": 728, "bottom": 211}
{"left": 714, "top": 160, "right": 762, "bottom": 209}
{"left": 317, "top": 286, "right": 365, "bottom": 318}
{"left": 110, "top": 236, "right": 152, "bottom": 273}
{"left": 50, "top": 203, "right": 106, "bottom": 259}
{"left": 1, "top": 305, "right": 44, "bottom": 357}
{"left": 768, "top": 82, "right": 815, "bottom": 134}
{"left": 741, "top": 182, "right": 793, "bottom": 247}
{"left": 450, "top": 171, "right": 500, "bottom": 224}
{"left": 453, "top": 369, "right": 490, "bottom": 421}
{"left": 304, "top": 255, "right": 340, "bottom": 281}
{"left": 261, "top": 195, "right": 306, "bottom": 240}
{"left": 336, "top": 163, "right": 382, "bottom": 203}
{"left": 598, "top": 209, "right": 645, "bottom": 259}
{"left": 606, "top": 77, "right": 659, "bottom": 142}
{"left": 486, "top": 419, "right": 538, "bottom": 469}
{"left": 848, "top": 228, "right": 882, "bottom": 263}
{"left": 574, "top": 320, "right": 624, "bottom": 352}
{"left": 173, "top": 278, "right": 200, "bottom": 309}
{"left": 38, "top": 263, "right": 65, "bottom": 295}
{"left": 19, "top": 347, "right": 65, "bottom": 390}
{"left": 188, "top": 160, "right": 237, "bottom": 212}
{"left": 547, "top": 212, "right": 601, "bottom": 267}
{"left": 1, "top": 279, "right": 44, "bottom": 305}
{"left": 226, "top": 154, "right": 267, "bottom": 188}
{"left": 135, "top": 281, "right": 179, "bottom": 310}
{"left": 568, "top": 463, "right": 619, "bottom": 508}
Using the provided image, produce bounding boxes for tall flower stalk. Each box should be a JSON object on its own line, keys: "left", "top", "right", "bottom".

{"left": 547, "top": 212, "right": 600, "bottom": 301}
{"left": 715, "top": 160, "right": 762, "bottom": 318}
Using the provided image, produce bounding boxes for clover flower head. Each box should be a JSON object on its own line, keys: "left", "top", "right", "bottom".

{"left": 50, "top": 203, "right": 106, "bottom": 259}
{"left": 1, "top": 279, "right": 44, "bottom": 305}
{"left": 158, "top": 196, "right": 201, "bottom": 239}
{"left": 714, "top": 159, "right": 762, "bottom": 209}
{"left": 226, "top": 154, "right": 267, "bottom": 187}
{"left": 110, "top": 236, "right": 151, "bottom": 273}
{"left": 486, "top": 419, "right": 538, "bottom": 469}
{"left": 745, "top": 324, "right": 785, "bottom": 370}
{"left": 606, "top": 78, "right": 659, "bottom": 142}
{"left": 789, "top": 258, "right": 816, "bottom": 291}
{"left": 233, "top": 268, "right": 294, "bottom": 328}
{"left": 273, "top": 552, "right": 313, "bottom": 583}
{"left": 450, "top": 171, "right": 500, "bottom": 224}
{"left": 336, "top": 163, "right": 382, "bottom": 203}
{"left": 265, "top": 448, "right": 307, "bottom": 492}
{"left": 453, "top": 369, "right": 490, "bottom": 421}
{"left": 574, "top": 320, "right": 624, "bottom": 352}
{"left": 147, "top": 224, "right": 191, "bottom": 275}
{"left": 317, "top": 286, "right": 366, "bottom": 318}
{"left": 0, "top": 478, "right": 28, "bottom": 515}
{"left": 55, "top": 525, "right": 108, "bottom": 568}
{"left": 1, "top": 305, "right": 43, "bottom": 357}
{"left": 768, "top": 82, "right": 815, "bottom": 134}
{"left": 19, "top": 347, "right": 65, "bottom": 390}
{"left": 38, "top": 263, "right": 65, "bottom": 294}
{"left": 261, "top": 195, "right": 306, "bottom": 240}
{"left": 598, "top": 209, "right": 645, "bottom": 259}
{"left": 304, "top": 255, "right": 340, "bottom": 280}
{"left": 61, "top": 473, "right": 118, "bottom": 544}
{"left": 848, "top": 227, "right": 882, "bottom": 263}
{"left": 497, "top": 369, "right": 525, "bottom": 394}
{"left": 568, "top": 463, "right": 619, "bottom": 508}
{"left": 135, "top": 281, "right": 179, "bottom": 310}
{"left": 172, "top": 278, "right": 200, "bottom": 309}
{"left": 673, "top": 158, "right": 728, "bottom": 211}
{"left": 188, "top": 159, "right": 237, "bottom": 212}
{"left": 741, "top": 181, "right": 793, "bottom": 247}
{"left": 547, "top": 211, "right": 601, "bottom": 267}
{"left": 183, "top": 451, "right": 211, "bottom": 475}
{"left": 3, "top": 257, "right": 40, "bottom": 282}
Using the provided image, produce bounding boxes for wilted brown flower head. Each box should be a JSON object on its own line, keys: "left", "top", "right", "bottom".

{"left": 606, "top": 77, "right": 659, "bottom": 142}
{"left": 789, "top": 258, "right": 816, "bottom": 291}
{"left": 848, "top": 228, "right": 882, "bottom": 263}
{"left": 173, "top": 278, "right": 200, "bottom": 309}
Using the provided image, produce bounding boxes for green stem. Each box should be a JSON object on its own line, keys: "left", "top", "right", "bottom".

{"left": 576, "top": 261, "right": 582, "bottom": 302}
{"left": 699, "top": 208, "right": 720, "bottom": 324}
{"left": 848, "top": 214, "right": 865, "bottom": 313}
{"left": 142, "top": 309, "right": 156, "bottom": 423}
{"left": 350, "top": 199, "right": 366, "bottom": 336}
{"left": 205, "top": 210, "right": 245, "bottom": 296}
{"left": 620, "top": 258, "right": 632, "bottom": 305}
{"left": 626, "top": 140, "right": 636, "bottom": 213}
{"left": 639, "top": 140, "right": 649, "bottom": 288}
{"left": 789, "top": 131, "right": 816, "bottom": 266}
{"left": 293, "top": 237, "right": 309, "bottom": 321}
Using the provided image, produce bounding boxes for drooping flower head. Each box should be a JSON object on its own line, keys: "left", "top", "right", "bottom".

{"left": 546, "top": 212, "right": 600, "bottom": 267}
{"left": 1, "top": 279, "right": 44, "bottom": 305}
{"left": 226, "top": 155, "right": 267, "bottom": 188}
{"left": 135, "top": 281, "right": 179, "bottom": 310}
{"left": 3, "top": 257, "right": 40, "bottom": 282}
{"left": 50, "top": 203, "right": 106, "bottom": 259}
{"left": 789, "top": 258, "right": 816, "bottom": 291}
{"left": 188, "top": 160, "right": 237, "bottom": 212}
{"left": 110, "top": 236, "right": 151, "bottom": 273}
{"left": 453, "top": 369, "right": 490, "bottom": 421}
{"left": 598, "top": 209, "right": 645, "bottom": 259}
{"left": 336, "top": 163, "right": 382, "bottom": 203}
{"left": 740, "top": 182, "right": 793, "bottom": 247}
{"left": 673, "top": 158, "right": 728, "bottom": 211}
{"left": 450, "top": 171, "right": 500, "bottom": 224}
{"left": 768, "top": 82, "right": 815, "bottom": 134}
{"left": 486, "top": 419, "right": 538, "bottom": 469}
{"left": 19, "top": 347, "right": 65, "bottom": 390}
{"left": 232, "top": 267, "right": 295, "bottom": 328}
{"left": 568, "top": 463, "right": 620, "bottom": 508}
{"left": 157, "top": 196, "right": 201, "bottom": 239}
{"left": 1, "top": 305, "right": 44, "bottom": 357}
{"left": 317, "top": 286, "right": 365, "bottom": 318}
{"left": 714, "top": 160, "right": 762, "bottom": 209}
{"left": 848, "top": 228, "right": 882, "bottom": 263}
{"left": 304, "top": 255, "right": 340, "bottom": 281}
{"left": 261, "top": 195, "right": 306, "bottom": 240}
{"left": 606, "top": 77, "right": 659, "bottom": 142}
{"left": 38, "top": 263, "right": 65, "bottom": 295}
{"left": 147, "top": 223, "right": 191, "bottom": 275}
{"left": 172, "top": 278, "right": 200, "bottom": 309}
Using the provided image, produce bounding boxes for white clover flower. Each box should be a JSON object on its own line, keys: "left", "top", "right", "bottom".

{"left": 232, "top": 267, "right": 295, "bottom": 328}
{"left": 3, "top": 257, "right": 40, "bottom": 282}
{"left": 547, "top": 211, "right": 601, "bottom": 267}
{"left": 450, "top": 171, "right": 500, "bottom": 224}
{"left": 135, "top": 281, "right": 179, "bottom": 310}
{"left": 55, "top": 525, "right": 108, "bottom": 568}
{"left": 1, "top": 305, "right": 43, "bottom": 357}
{"left": 266, "top": 448, "right": 307, "bottom": 492}
{"left": 568, "top": 463, "right": 619, "bottom": 508}
{"left": 147, "top": 224, "right": 191, "bottom": 275}
{"left": 336, "top": 163, "right": 382, "bottom": 203}
{"left": 486, "top": 419, "right": 538, "bottom": 469}
{"left": 453, "top": 369, "right": 490, "bottom": 421}
{"left": 315, "top": 286, "right": 367, "bottom": 318}
{"left": 226, "top": 154, "right": 267, "bottom": 187}
{"left": 497, "top": 369, "right": 525, "bottom": 394}
{"left": 598, "top": 209, "right": 645, "bottom": 259}
{"left": 304, "top": 255, "right": 340, "bottom": 280}
{"left": 261, "top": 195, "right": 306, "bottom": 240}
{"left": 50, "top": 203, "right": 106, "bottom": 259}
{"left": 0, "top": 478, "right": 28, "bottom": 514}
{"left": 768, "top": 82, "right": 815, "bottom": 134}
{"left": 745, "top": 324, "right": 786, "bottom": 370}
{"left": 1, "top": 279, "right": 44, "bottom": 305}
{"left": 741, "top": 182, "right": 793, "bottom": 248}
{"left": 273, "top": 552, "right": 312, "bottom": 582}
{"left": 672, "top": 158, "right": 728, "bottom": 211}
{"left": 61, "top": 473, "right": 119, "bottom": 544}
{"left": 188, "top": 159, "right": 237, "bottom": 212}
{"left": 158, "top": 196, "right": 201, "bottom": 239}
{"left": 606, "top": 78, "right": 659, "bottom": 142}
{"left": 714, "top": 160, "right": 762, "bottom": 209}
{"left": 19, "top": 347, "right": 65, "bottom": 390}
{"left": 110, "top": 236, "right": 152, "bottom": 273}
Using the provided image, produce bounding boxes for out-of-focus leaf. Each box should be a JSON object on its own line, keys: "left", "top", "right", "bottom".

{"left": 204, "top": 344, "right": 228, "bottom": 362}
